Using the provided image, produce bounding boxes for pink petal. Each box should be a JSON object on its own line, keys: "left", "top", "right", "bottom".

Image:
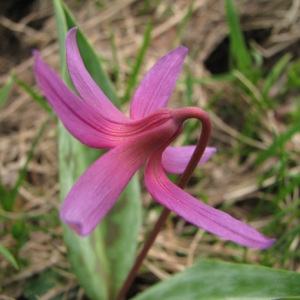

{"left": 60, "top": 145, "right": 143, "bottom": 236}
{"left": 34, "top": 51, "right": 130, "bottom": 148}
{"left": 61, "top": 110, "right": 183, "bottom": 236}
{"left": 130, "top": 46, "right": 188, "bottom": 120}
{"left": 145, "top": 149, "right": 276, "bottom": 249}
{"left": 162, "top": 146, "right": 216, "bottom": 174}
{"left": 66, "top": 28, "right": 129, "bottom": 123}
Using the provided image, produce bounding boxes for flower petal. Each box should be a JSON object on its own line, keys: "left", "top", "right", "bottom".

{"left": 60, "top": 145, "right": 142, "bottom": 236}
{"left": 145, "top": 149, "right": 276, "bottom": 249}
{"left": 61, "top": 111, "right": 183, "bottom": 236}
{"left": 162, "top": 146, "right": 216, "bottom": 174}
{"left": 130, "top": 46, "right": 188, "bottom": 120}
{"left": 34, "top": 51, "right": 129, "bottom": 149}
{"left": 66, "top": 28, "right": 129, "bottom": 123}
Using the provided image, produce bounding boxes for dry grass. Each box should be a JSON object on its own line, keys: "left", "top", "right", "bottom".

{"left": 1, "top": 0, "right": 300, "bottom": 298}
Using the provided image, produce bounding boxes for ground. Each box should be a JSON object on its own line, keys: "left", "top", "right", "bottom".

{"left": 1, "top": 0, "right": 300, "bottom": 299}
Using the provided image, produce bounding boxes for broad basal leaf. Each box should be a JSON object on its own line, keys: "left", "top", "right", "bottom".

{"left": 132, "top": 260, "right": 300, "bottom": 300}
{"left": 52, "top": 1, "right": 142, "bottom": 299}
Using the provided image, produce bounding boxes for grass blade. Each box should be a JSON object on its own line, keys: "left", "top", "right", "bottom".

{"left": 256, "top": 121, "right": 300, "bottom": 166}
{"left": 0, "top": 75, "right": 13, "bottom": 110}
{"left": 225, "top": 0, "right": 251, "bottom": 72}
{"left": 262, "top": 53, "right": 292, "bottom": 97}
{"left": 14, "top": 75, "right": 51, "bottom": 112}
{"left": 0, "top": 242, "right": 19, "bottom": 270}
{"left": 122, "top": 22, "right": 152, "bottom": 103}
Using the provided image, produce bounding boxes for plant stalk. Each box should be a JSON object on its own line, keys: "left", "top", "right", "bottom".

{"left": 116, "top": 109, "right": 212, "bottom": 300}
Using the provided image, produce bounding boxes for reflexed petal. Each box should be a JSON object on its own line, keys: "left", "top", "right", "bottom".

{"left": 145, "top": 150, "right": 276, "bottom": 249}
{"left": 60, "top": 146, "right": 142, "bottom": 236}
{"left": 61, "top": 112, "right": 182, "bottom": 236}
{"left": 162, "top": 146, "right": 216, "bottom": 174}
{"left": 130, "top": 46, "right": 188, "bottom": 120}
{"left": 34, "top": 51, "right": 129, "bottom": 149}
{"left": 66, "top": 28, "right": 129, "bottom": 123}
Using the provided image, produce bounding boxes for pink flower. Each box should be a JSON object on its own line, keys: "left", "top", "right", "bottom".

{"left": 34, "top": 28, "right": 275, "bottom": 249}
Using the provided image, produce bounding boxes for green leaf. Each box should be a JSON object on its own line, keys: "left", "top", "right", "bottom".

{"left": 52, "top": 1, "right": 142, "bottom": 299}
{"left": 58, "top": 130, "right": 108, "bottom": 299}
{"left": 226, "top": 0, "right": 251, "bottom": 72}
{"left": 0, "top": 75, "right": 13, "bottom": 109}
{"left": 0, "top": 242, "right": 19, "bottom": 269}
{"left": 287, "top": 59, "right": 300, "bottom": 88}
{"left": 11, "top": 219, "right": 29, "bottom": 250}
{"left": 132, "top": 260, "right": 300, "bottom": 300}
{"left": 61, "top": 1, "right": 119, "bottom": 105}
{"left": 58, "top": 115, "right": 142, "bottom": 300}
{"left": 24, "top": 269, "right": 64, "bottom": 299}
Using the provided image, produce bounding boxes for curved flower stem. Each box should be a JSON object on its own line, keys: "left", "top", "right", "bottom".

{"left": 116, "top": 108, "right": 212, "bottom": 300}
{"left": 116, "top": 206, "right": 171, "bottom": 300}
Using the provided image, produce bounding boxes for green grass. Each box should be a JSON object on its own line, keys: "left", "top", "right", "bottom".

{"left": 1, "top": 0, "right": 300, "bottom": 298}
{"left": 185, "top": 0, "right": 300, "bottom": 269}
{"left": 161, "top": 0, "right": 300, "bottom": 273}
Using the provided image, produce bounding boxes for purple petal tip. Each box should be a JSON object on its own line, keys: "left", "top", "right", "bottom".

{"left": 178, "top": 45, "right": 188, "bottom": 55}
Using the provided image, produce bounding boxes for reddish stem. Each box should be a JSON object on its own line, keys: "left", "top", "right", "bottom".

{"left": 116, "top": 108, "right": 212, "bottom": 300}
